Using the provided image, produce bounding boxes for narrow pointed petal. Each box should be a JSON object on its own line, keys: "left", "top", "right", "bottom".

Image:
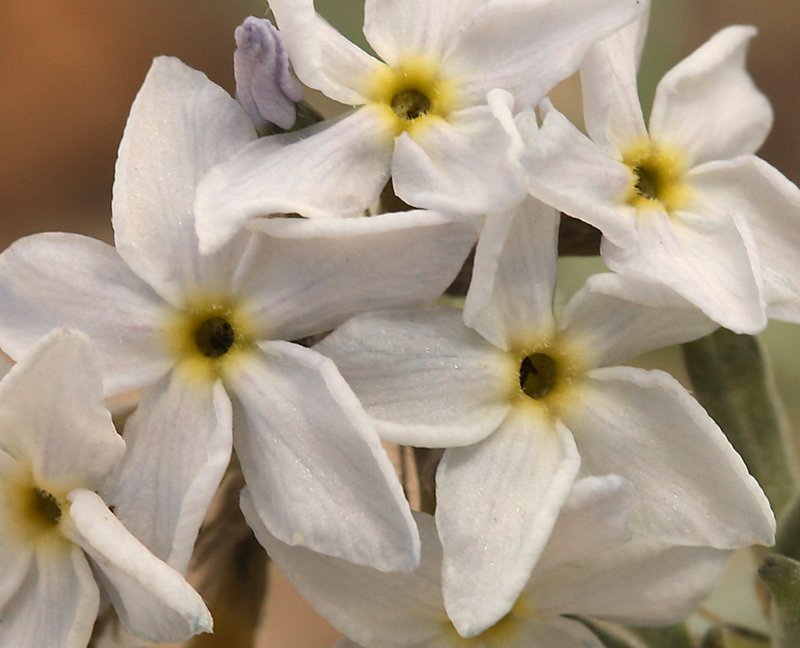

{"left": 0, "top": 543, "right": 98, "bottom": 648}
{"left": 65, "top": 489, "right": 212, "bottom": 643}
{"left": 363, "top": 0, "right": 485, "bottom": 65}
{"left": 113, "top": 56, "right": 256, "bottom": 304}
{"left": 106, "top": 372, "right": 233, "bottom": 574}
{"left": 245, "top": 500, "right": 444, "bottom": 648}
{"left": 688, "top": 156, "right": 800, "bottom": 322}
{"left": 437, "top": 410, "right": 580, "bottom": 637}
{"left": 534, "top": 539, "right": 730, "bottom": 625}
{"left": 392, "top": 104, "right": 526, "bottom": 215}
{"left": 228, "top": 341, "right": 419, "bottom": 572}
{"left": 267, "top": 0, "right": 385, "bottom": 104}
{"left": 601, "top": 204, "right": 766, "bottom": 334}
{"left": 0, "top": 330, "right": 125, "bottom": 494}
{"left": 194, "top": 109, "right": 394, "bottom": 254}
{"left": 523, "top": 103, "right": 637, "bottom": 248}
{"left": 649, "top": 26, "right": 772, "bottom": 167}
{"left": 238, "top": 210, "right": 479, "bottom": 341}
{"left": 580, "top": 8, "right": 649, "bottom": 152}
{"left": 559, "top": 272, "right": 717, "bottom": 369}
{"left": 465, "top": 195, "right": 559, "bottom": 350}
{"left": 444, "top": 0, "right": 642, "bottom": 108}
{"left": 561, "top": 367, "right": 776, "bottom": 548}
{"left": 316, "top": 308, "right": 515, "bottom": 448}
{"left": 0, "top": 233, "right": 173, "bottom": 396}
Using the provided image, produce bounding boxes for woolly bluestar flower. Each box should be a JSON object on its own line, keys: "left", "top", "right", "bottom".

{"left": 0, "top": 330, "right": 211, "bottom": 647}
{"left": 520, "top": 7, "right": 800, "bottom": 333}
{"left": 316, "top": 196, "right": 775, "bottom": 636}
{"left": 193, "top": 0, "right": 644, "bottom": 253}
{"left": 244, "top": 475, "right": 733, "bottom": 648}
{"left": 0, "top": 57, "right": 479, "bottom": 575}
{"left": 234, "top": 16, "right": 304, "bottom": 132}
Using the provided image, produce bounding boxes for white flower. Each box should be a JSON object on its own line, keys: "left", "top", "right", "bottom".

{"left": 316, "top": 196, "right": 775, "bottom": 635}
{"left": 0, "top": 57, "right": 479, "bottom": 574}
{"left": 0, "top": 330, "right": 211, "bottom": 647}
{"left": 192, "top": 0, "right": 644, "bottom": 253}
{"left": 520, "top": 9, "right": 800, "bottom": 333}
{"left": 243, "top": 475, "right": 733, "bottom": 648}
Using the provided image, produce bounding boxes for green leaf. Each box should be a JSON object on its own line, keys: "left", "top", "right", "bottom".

{"left": 759, "top": 554, "right": 800, "bottom": 648}
{"left": 682, "top": 328, "right": 797, "bottom": 516}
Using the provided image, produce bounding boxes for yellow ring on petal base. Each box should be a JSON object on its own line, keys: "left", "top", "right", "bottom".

{"left": 367, "top": 55, "right": 459, "bottom": 138}
{"left": 506, "top": 335, "right": 586, "bottom": 419}
{"left": 2, "top": 466, "right": 69, "bottom": 544}
{"left": 164, "top": 296, "right": 257, "bottom": 384}
{"left": 441, "top": 599, "right": 533, "bottom": 646}
{"left": 622, "top": 140, "right": 692, "bottom": 214}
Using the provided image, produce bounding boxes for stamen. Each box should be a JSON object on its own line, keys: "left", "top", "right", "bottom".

{"left": 633, "top": 163, "right": 660, "bottom": 201}
{"left": 519, "top": 353, "right": 557, "bottom": 400}
{"left": 390, "top": 89, "right": 432, "bottom": 121}
{"left": 194, "top": 317, "right": 236, "bottom": 358}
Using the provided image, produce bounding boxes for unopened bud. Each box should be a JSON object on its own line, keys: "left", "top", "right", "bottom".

{"left": 234, "top": 17, "right": 304, "bottom": 133}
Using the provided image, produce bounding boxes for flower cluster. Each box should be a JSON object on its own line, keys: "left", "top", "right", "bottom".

{"left": 2, "top": 0, "right": 799, "bottom": 646}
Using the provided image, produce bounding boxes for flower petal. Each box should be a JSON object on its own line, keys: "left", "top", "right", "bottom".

{"left": 436, "top": 409, "right": 580, "bottom": 637}
{"left": 0, "top": 450, "right": 35, "bottom": 611}
{"left": 559, "top": 272, "right": 717, "bottom": 369}
{"left": 0, "top": 542, "right": 98, "bottom": 648}
{"left": 580, "top": 7, "right": 649, "bottom": 153}
{"left": 0, "top": 233, "right": 174, "bottom": 396}
{"left": 315, "top": 308, "right": 515, "bottom": 448}
{"left": 228, "top": 341, "right": 419, "bottom": 572}
{"left": 465, "top": 195, "right": 559, "bottom": 350}
{"left": 113, "top": 56, "right": 256, "bottom": 304}
{"left": 687, "top": 156, "right": 800, "bottom": 322}
{"left": 238, "top": 210, "right": 479, "bottom": 341}
{"left": 363, "top": 0, "right": 485, "bottom": 65}
{"left": 194, "top": 109, "right": 394, "bottom": 254}
{"left": 649, "top": 26, "right": 772, "bottom": 167}
{"left": 561, "top": 366, "right": 776, "bottom": 548}
{"left": 601, "top": 202, "right": 766, "bottom": 334}
{"left": 534, "top": 475, "right": 631, "bottom": 572}
{"left": 523, "top": 103, "right": 638, "bottom": 248}
{"left": 516, "top": 617, "right": 607, "bottom": 648}
{"left": 392, "top": 104, "right": 526, "bottom": 215}
{"left": 443, "top": 0, "right": 642, "bottom": 108}
{"left": 65, "top": 489, "right": 212, "bottom": 643}
{"left": 244, "top": 500, "right": 444, "bottom": 648}
{"left": 105, "top": 372, "right": 233, "bottom": 574}
{"left": 0, "top": 330, "right": 125, "bottom": 494}
{"left": 263, "top": 0, "right": 385, "bottom": 104}
{"left": 533, "top": 537, "right": 730, "bottom": 625}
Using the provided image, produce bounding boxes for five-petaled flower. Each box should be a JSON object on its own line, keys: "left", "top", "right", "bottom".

{"left": 0, "top": 56, "right": 479, "bottom": 576}
{"left": 0, "top": 330, "right": 211, "bottom": 647}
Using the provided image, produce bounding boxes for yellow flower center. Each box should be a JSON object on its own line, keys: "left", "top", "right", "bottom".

{"left": 622, "top": 140, "right": 691, "bottom": 213}
{"left": 441, "top": 599, "right": 531, "bottom": 647}
{"left": 2, "top": 466, "right": 68, "bottom": 543}
{"left": 164, "top": 296, "right": 256, "bottom": 382}
{"left": 367, "top": 55, "right": 458, "bottom": 137}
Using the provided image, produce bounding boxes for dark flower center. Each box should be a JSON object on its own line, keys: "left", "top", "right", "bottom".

{"left": 391, "top": 89, "right": 432, "bottom": 121}
{"left": 195, "top": 317, "right": 236, "bottom": 358}
{"left": 632, "top": 162, "right": 662, "bottom": 201}
{"left": 519, "top": 353, "right": 557, "bottom": 400}
{"left": 33, "top": 487, "right": 62, "bottom": 526}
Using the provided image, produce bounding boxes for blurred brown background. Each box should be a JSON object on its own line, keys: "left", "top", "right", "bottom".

{"left": 2, "top": 1, "right": 800, "bottom": 647}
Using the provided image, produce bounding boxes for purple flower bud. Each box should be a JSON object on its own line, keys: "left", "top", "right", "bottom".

{"left": 234, "top": 17, "right": 304, "bottom": 132}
